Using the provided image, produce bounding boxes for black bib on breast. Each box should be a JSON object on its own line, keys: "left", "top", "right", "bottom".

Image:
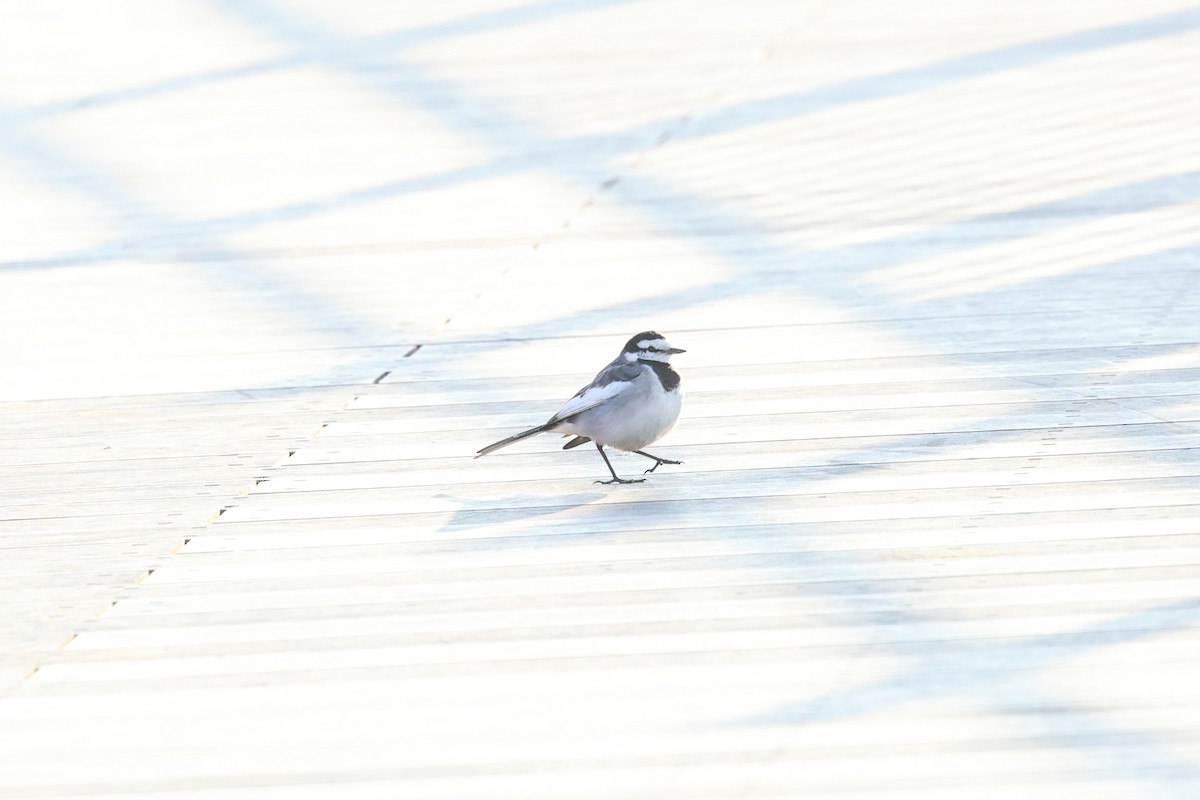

{"left": 642, "top": 359, "right": 681, "bottom": 391}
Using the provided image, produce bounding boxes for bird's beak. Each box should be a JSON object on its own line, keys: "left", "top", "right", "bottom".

{"left": 668, "top": 347, "right": 686, "bottom": 354}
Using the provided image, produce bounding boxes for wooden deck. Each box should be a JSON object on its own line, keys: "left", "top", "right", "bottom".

{"left": 3, "top": 1, "right": 1199, "bottom": 797}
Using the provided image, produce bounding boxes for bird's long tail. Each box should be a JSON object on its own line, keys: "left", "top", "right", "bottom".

{"left": 475, "top": 422, "right": 555, "bottom": 458}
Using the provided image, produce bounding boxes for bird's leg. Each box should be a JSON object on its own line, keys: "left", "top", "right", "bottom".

{"left": 593, "top": 443, "right": 644, "bottom": 484}
{"left": 633, "top": 449, "right": 682, "bottom": 474}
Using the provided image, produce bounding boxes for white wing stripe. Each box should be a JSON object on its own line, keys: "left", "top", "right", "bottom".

{"left": 551, "top": 379, "right": 628, "bottom": 422}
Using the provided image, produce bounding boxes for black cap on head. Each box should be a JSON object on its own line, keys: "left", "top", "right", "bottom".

{"left": 623, "top": 331, "right": 666, "bottom": 352}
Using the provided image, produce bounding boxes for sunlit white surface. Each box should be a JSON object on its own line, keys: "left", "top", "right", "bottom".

{"left": 1, "top": 0, "right": 1199, "bottom": 798}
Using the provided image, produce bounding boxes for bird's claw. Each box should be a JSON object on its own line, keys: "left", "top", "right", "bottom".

{"left": 642, "top": 458, "right": 683, "bottom": 475}
{"left": 594, "top": 477, "right": 646, "bottom": 485}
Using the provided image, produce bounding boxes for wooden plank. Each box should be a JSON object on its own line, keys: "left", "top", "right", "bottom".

{"left": 92, "top": 570, "right": 1200, "bottom": 632}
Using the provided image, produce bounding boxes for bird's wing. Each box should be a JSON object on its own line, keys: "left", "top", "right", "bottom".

{"left": 549, "top": 360, "right": 642, "bottom": 424}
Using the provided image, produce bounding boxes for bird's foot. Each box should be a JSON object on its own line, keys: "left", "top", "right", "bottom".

{"left": 594, "top": 477, "right": 646, "bottom": 485}
{"left": 642, "top": 458, "right": 682, "bottom": 475}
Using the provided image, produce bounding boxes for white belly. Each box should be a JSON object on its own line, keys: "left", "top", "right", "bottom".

{"left": 560, "top": 378, "right": 682, "bottom": 452}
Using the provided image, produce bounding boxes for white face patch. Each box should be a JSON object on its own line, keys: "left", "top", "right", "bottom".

{"left": 635, "top": 337, "right": 674, "bottom": 362}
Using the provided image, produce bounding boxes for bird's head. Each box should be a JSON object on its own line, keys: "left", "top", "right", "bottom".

{"left": 622, "top": 331, "right": 686, "bottom": 363}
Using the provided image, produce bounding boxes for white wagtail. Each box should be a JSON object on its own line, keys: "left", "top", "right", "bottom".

{"left": 475, "top": 331, "right": 685, "bottom": 484}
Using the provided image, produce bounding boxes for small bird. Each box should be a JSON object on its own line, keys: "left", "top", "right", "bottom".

{"left": 475, "top": 331, "right": 686, "bottom": 484}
